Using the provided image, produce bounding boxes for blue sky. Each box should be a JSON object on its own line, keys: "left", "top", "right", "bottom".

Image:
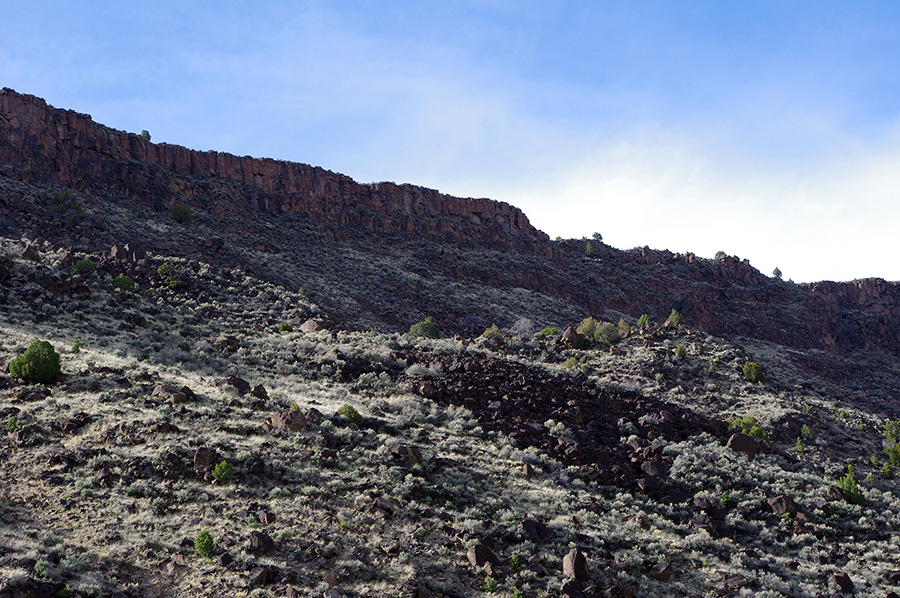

{"left": 4, "top": 1, "right": 900, "bottom": 282}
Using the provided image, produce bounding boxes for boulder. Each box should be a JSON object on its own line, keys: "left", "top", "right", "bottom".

{"left": 727, "top": 433, "right": 760, "bottom": 459}
{"left": 563, "top": 547, "right": 589, "bottom": 582}
{"left": 270, "top": 410, "right": 306, "bottom": 432}
{"left": 246, "top": 531, "right": 275, "bottom": 554}
{"left": 466, "top": 544, "right": 500, "bottom": 568}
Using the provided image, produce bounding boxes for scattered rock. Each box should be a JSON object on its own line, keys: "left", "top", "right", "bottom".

{"left": 727, "top": 433, "right": 760, "bottom": 459}
{"left": 563, "top": 547, "right": 589, "bottom": 582}
{"left": 221, "top": 375, "right": 251, "bottom": 395}
{"left": 373, "top": 496, "right": 399, "bottom": 518}
{"left": 603, "top": 583, "right": 634, "bottom": 598}
{"left": 270, "top": 410, "right": 307, "bottom": 433}
{"left": 521, "top": 518, "right": 552, "bottom": 543}
{"left": 300, "top": 318, "right": 324, "bottom": 333}
{"left": 562, "top": 326, "right": 585, "bottom": 349}
{"left": 21, "top": 243, "right": 39, "bottom": 261}
{"left": 560, "top": 579, "right": 585, "bottom": 598}
{"left": 650, "top": 562, "right": 674, "bottom": 581}
{"left": 249, "top": 565, "right": 279, "bottom": 585}
{"left": 246, "top": 531, "right": 275, "bottom": 554}
{"left": 193, "top": 447, "right": 220, "bottom": 474}
{"left": 829, "top": 572, "right": 853, "bottom": 593}
{"left": 152, "top": 383, "right": 194, "bottom": 404}
{"left": 767, "top": 494, "right": 798, "bottom": 516}
{"left": 522, "top": 463, "right": 536, "bottom": 479}
{"left": 216, "top": 552, "right": 234, "bottom": 567}
{"left": 390, "top": 444, "right": 423, "bottom": 467}
{"left": 466, "top": 544, "right": 500, "bottom": 568}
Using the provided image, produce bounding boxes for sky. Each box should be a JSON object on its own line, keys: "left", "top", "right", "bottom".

{"left": 3, "top": 1, "right": 900, "bottom": 282}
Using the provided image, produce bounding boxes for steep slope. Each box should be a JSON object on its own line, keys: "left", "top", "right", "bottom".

{"left": 1, "top": 87, "right": 899, "bottom": 359}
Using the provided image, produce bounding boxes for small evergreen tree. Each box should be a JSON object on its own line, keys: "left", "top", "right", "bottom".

{"left": 409, "top": 316, "right": 441, "bottom": 339}
{"left": 9, "top": 339, "right": 61, "bottom": 384}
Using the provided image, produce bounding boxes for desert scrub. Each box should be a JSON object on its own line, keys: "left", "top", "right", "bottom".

{"left": 9, "top": 338, "right": 61, "bottom": 383}
{"left": 212, "top": 461, "right": 234, "bottom": 484}
{"left": 279, "top": 322, "right": 293, "bottom": 332}
{"left": 195, "top": 530, "right": 214, "bottom": 557}
{"left": 74, "top": 257, "right": 95, "bottom": 275}
{"left": 170, "top": 202, "right": 193, "bottom": 223}
{"left": 409, "top": 316, "right": 440, "bottom": 339}
{"left": 337, "top": 404, "right": 365, "bottom": 426}
{"left": 482, "top": 324, "right": 502, "bottom": 339}
{"left": 576, "top": 316, "right": 619, "bottom": 346}
{"left": 667, "top": 308, "right": 684, "bottom": 325}
{"left": 673, "top": 345, "right": 687, "bottom": 360}
{"left": 157, "top": 262, "right": 183, "bottom": 289}
{"left": 538, "top": 326, "right": 559, "bottom": 336}
{"left": 637, "top": 314, "right": 653, "bottom": 328}
{"left": 742, "top": 361, "right": 765, "bottom": 383}
{"left": 112, "top": 273, "right": 135, "bottom": 291}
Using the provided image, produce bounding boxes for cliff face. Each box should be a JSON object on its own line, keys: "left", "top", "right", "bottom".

{"left": 0, "top": 88, "right": 554, "bottom": 257}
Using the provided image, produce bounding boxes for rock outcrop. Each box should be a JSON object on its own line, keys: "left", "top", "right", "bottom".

{"left": 0, "top": 88, "right": 553, "bottom": 257}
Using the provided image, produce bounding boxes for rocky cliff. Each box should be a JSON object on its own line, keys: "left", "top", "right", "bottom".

{"left": 0, "top": 88, "right": 553, "bottom": 257}
{"left": 2, "top": 88, "right": 899, "bottom": 356}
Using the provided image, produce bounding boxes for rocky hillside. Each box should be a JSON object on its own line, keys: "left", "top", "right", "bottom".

{"left": 2, "top": 88, "right": 899, "bottom": 358}
{"left": 3, "top": 91, "right": 900, "bottom": 598}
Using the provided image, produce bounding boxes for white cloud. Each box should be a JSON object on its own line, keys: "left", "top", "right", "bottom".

{"left": 483, "top": 128, "right": 900, "bottom": 283}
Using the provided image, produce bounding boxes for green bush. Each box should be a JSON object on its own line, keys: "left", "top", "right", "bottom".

{"left": 74, "top": 257, "right": 95, "bottom": 275}
{"left": 883, "top": 462, "right": 894, "bottom": 479}
{"left": 884, "top": 420, "right": 900, "bottom": 466}
{"left": 667, "top": 308, "right": 683, "bottom": 325}
{"left": 409, "top": 316, "right": 440, "bottom": 339}
{"left": 837, "top": 464, "right": 864, "bottom": 505}
{"left": 337, "top": 404, "right": 365, "bottom": 426}
{"left": 141, "top": 130, "right": 151, "bottom": 141}
{"left": 800, "top": 424, "right": 816, "bottom": 441}
{"left": 482, "top": 324, "right": 502, "bottom": 339}
{"left": 742, "top": 361, "right": 765, "bottom": 383}
{"left": 157, "top": 262, "right": 183, "bottom": 289}
{"left": 71, "top": 339, "right": 82, "bottom": 354}
{"left": 563, "top": 357, "right": 580, "bottom": 370}
{"left": 637, "top": 314, "right": 653, "bottom": 328}
{"left": 211, "top": 461, "right": 234, "bottom": 484}
{"left": 673, "top": 345, "right": 686, "bottom": 360}
{"left": 279, "top": 322, "right": 293, "bottom": 333}
{"left": 170, "top": 203, "right": 193, "bottom": 224}
{"left": 9, "top": 339, "right": 61, "bottom": 384}
{"left": 481, "top": 576, "right": 497, "bottom": 592}
{"left": 538, "top": 326, "right": 559, "bottom": 336}
{"left": 195, "top": 530, "right": 214, "bottom": 557}
{"left": 728, "top": 415, "right": 768, "bottom": 444}
{"left": 576, "top": 317, "right": 619, "bottom": 346}
{"left": 585, "top": 241, "right": 595, "bottom": 258}
{"left": 112, "top": 274, "right": 135, "bottom": 291}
